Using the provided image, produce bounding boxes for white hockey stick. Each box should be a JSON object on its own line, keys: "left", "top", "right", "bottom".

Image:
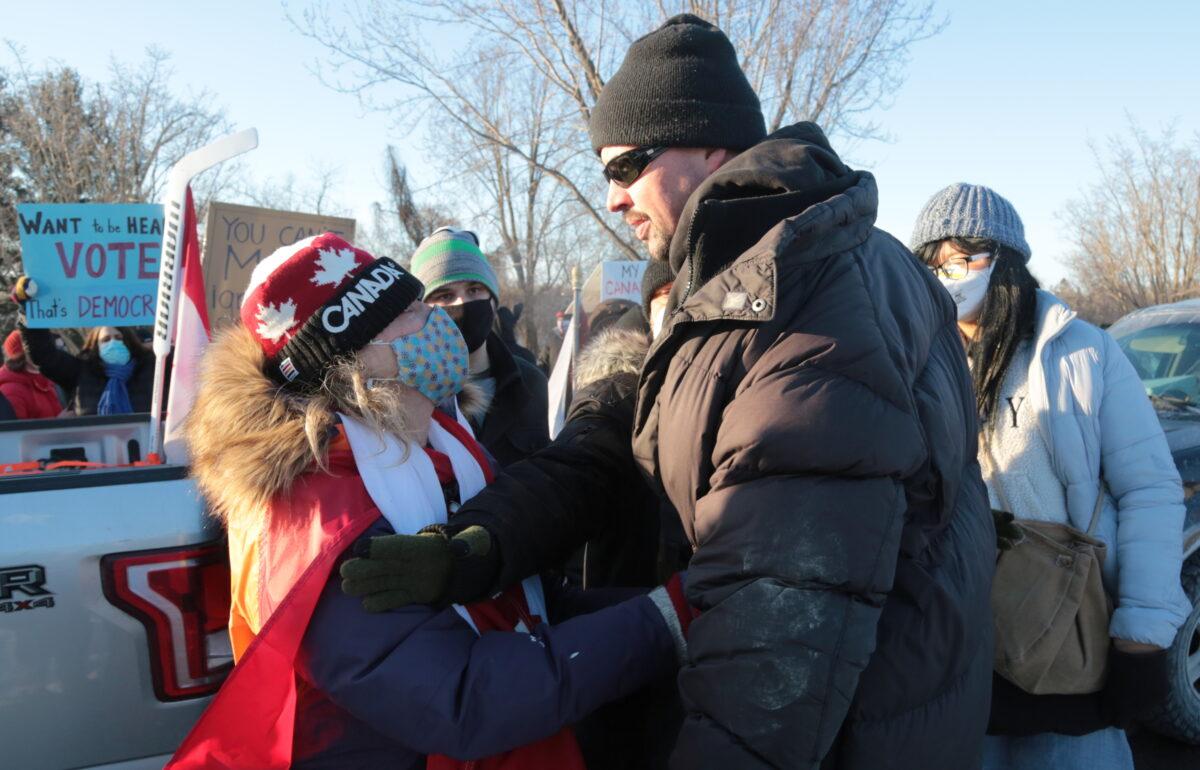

{"left": 147, "top": 128, "right": 258, "bottom": 461}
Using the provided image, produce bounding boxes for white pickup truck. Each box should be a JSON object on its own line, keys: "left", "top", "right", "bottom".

{"left": 0, "top": 413, "right": 229, "bottom": 769}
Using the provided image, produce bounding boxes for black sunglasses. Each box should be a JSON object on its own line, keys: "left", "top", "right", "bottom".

{"left": 602, "top": 146, "right": 668, "bottom": 188}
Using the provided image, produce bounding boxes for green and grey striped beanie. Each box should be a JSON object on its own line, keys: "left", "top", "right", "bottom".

{"left": 909, "top": 183, "right": 1031, "bottom": 263}
{"left": 410, "top": 227, "right": 501, "bottom": 301}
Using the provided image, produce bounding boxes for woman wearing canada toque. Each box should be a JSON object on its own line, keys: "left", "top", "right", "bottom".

{"left": 167, "top": 233, "right": 692, "bottom": 770}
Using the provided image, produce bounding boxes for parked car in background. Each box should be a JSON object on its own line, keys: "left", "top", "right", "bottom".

{"left": 1109, "top": 299, "right": 1200, "bottom": 744}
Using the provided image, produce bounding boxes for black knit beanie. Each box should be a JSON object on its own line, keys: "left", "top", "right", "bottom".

{"left": 589, "top": 14, "right": 766, "bottom": 152}
{"left": 641, "top": 258, "right": 675, "bottom": 318}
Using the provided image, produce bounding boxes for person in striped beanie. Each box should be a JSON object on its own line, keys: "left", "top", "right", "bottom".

{"left": 411, "top": 226, "right": 550, "bottom": 467}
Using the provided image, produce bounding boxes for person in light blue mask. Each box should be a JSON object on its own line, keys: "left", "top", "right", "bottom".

{"left": 912, "top": 183, "right": 1191, "bottom": 770}
{"left": 13, "top": 322, "right": 154, "bottom": 415}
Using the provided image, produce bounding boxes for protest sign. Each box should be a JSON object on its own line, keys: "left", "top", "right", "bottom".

{"left": 203, "top": 202, "right": 356, "bottom": 328}
{"left": 16, "top": 203, "right": 163, "bottom": 328}
{"left": 568, "top": 260, "right": 649, "bottom": 316}
{"left": 600, "top": 260, "right": 647, "bottom": 304}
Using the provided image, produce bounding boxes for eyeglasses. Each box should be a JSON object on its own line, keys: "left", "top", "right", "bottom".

{"left": 928, "top": 252, "right": 991, "bottom": 280}
{"left": 602, "top": 146, "right": 668, "bottom": 188}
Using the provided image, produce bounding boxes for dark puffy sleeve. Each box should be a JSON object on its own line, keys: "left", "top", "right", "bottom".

{"left": 300, "top": 523, "right": 676, "bottom": 760}
{"left": 18, "top": 324, "right": 83, "bottom": 394}
{"left": 447, "top": 373, "right": 643, "bottom": 592}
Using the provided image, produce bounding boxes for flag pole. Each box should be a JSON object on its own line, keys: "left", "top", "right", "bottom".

{"left": 147, "top": 129, "right": 258, "bottom": 462}
{"left": 570, "top": 264, "right": 582, "bottom": 368}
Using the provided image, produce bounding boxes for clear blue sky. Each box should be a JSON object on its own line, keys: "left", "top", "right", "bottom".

{"left": 4, "top": 0, "right": 1198, "bottom": 286}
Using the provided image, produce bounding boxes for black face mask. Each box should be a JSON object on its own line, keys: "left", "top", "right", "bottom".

{"left": 452, "top": 299, "right": 495, "bottom": 352}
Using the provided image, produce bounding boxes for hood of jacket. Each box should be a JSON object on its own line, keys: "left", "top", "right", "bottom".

{"left": 574, "top": 328, "right": 651, "bottom": 390}
{"left": 185, "top": 326, "right": 341, "bottom": 528}
{"left": 666, "top": 121, "right": 871, "bottom": 308}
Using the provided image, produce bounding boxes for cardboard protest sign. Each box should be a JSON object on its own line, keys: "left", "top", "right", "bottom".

{"left": 16, "top": 203, "right": 163, "bottom": 328}
{"left": 203, "top": 202, "right": 355, "bottom": 328}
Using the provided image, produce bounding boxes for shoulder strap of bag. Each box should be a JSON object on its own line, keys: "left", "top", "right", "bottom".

{"left": 1086, "top": 480, "right": 1106, "bottom": 536}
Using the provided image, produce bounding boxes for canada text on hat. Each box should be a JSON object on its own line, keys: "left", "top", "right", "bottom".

{"left": 240, "top": 233, "right": 423, "bottom": 387}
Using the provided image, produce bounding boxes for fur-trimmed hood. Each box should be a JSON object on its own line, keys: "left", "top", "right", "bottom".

{"left": 574, "top": 328, "right": 650, "bottom": 390}
{"left": 187, "top": 326, "right": 486, "bottom": 529}
{"left": 185, "top": 326, "right": 327, "bottom": 528}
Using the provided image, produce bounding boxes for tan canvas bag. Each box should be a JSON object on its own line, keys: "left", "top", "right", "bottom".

{"left": 989, "top": 473, "right": 1112, "bottom": 695}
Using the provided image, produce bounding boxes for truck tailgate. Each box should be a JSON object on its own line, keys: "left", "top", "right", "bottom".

{"left": 1, "top": 466, "right": 223, "bottom": 770}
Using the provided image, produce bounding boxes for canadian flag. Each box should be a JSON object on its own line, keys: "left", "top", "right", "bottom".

{"left": 162, "top": 187, "right": 211, "bottom": 463}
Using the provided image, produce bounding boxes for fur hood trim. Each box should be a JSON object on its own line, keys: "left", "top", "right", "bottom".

{"left": 185, "top": 326, "right": 323, "bottom": 527}
{"left": 574, "top": 328, "right": 650, "bottom": 390}
{"left": 456, "top": 379, "right": 489, "bottom": 425}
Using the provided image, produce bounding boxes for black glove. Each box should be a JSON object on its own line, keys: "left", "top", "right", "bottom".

{"left": 339, "top": 525, "right": 499, "bottom": 612}
{"left": 992, "top": 509, "right": 1023, "bottom": 552}
{"left": 1101, "top": 647, "right": 1170, "bottom": 728}
{"left": 988, "top": 673, "right": 1109, "bottom": 736}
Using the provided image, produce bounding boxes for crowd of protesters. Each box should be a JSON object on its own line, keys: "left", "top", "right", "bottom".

{"left": 1, "top": 12, "right": 1191, "bottom": 770}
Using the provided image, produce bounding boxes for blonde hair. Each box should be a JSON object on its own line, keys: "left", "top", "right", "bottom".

{"left": 185, "top": 325, "right": 420, "bottom": 522}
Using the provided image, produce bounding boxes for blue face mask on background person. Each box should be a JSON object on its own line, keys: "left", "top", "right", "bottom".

{"left": 99, "top": 339, "right": 131, "bottom": 366}
{"left": 368, "top": 306, "right": 469, "bottom": 405}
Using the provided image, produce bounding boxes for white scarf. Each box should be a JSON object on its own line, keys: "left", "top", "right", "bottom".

{"left": 337, "top": 406, "right": 545, "bottom": 631}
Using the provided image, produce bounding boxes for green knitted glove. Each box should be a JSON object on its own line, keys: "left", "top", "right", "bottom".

{"left": 339, "top": 525, "right": 497, "bottom": 612}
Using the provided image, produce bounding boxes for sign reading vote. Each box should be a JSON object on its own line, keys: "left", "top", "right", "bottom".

{"left": 203, "top": 202, "right": 356, "bottom": 329}
{"left": 600, "top": 260, "right": 648, "bottom": 304}
{"left": 16, "top": 203, "right": 163, "bottom": 328}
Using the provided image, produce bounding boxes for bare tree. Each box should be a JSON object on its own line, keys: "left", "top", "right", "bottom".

{"left": 421, "top": 50, "right": 617, "bottom": 352}
{"left": 1049, "top": 279, "right": 1128, "bottom": 328}
{"left": 1062, "top": 123, "right": 1200, "bottom": 320}
{"left": 0, "top": 48, "right": 232, "bottom": 330}
{"left": 3, "top": 46, "right": 232, "bottom": 207}
{"left": 235, "top": 161, "right": 351, "bottom": 217}
{"left": 385, "top": 146, "right": 440, "bottom": 247}
{"left": 295, "top": 0, "right": 941, "bottom": 270}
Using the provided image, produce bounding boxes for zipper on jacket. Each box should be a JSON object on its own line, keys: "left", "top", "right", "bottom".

{"left": 680, "top": 202, "right": 703, "bottom": 301}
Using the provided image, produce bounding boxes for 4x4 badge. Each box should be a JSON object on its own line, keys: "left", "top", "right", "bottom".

{"left": 0, "top": 564, "right": 55, "bottom": 613}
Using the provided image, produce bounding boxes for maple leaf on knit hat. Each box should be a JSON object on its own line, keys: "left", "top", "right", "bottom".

{"left": 255, "top": 299, "right": 298, "bottom": 343}
{"left": 311, "top": 247, "right": 360, "bottom": 287}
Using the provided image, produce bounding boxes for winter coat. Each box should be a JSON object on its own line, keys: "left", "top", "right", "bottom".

{"left": 181, "top": 326, "right": 677, "bottom": 769}
{"left": 449, "top": 328, "right": 690, "bottom": 594}
{"left": 451, "top": 327, "right": 691, "bottom": 770}
{"left": 0, "top": 391, "right": 15, "bottom": 421}
{"left": 463, "top": 332, "right": 550, "bottom": 467}
{"left": 0, "top": 365, "right": 62, "bottom": 419}
{"left": 631, "top": 122, "right": 996, "bottom": 770}
{"left": 18, "top": 326, "right": 155, "bottom": 415}
{"left": 1011, "top": 290, "right": 1191, "bottom": 647}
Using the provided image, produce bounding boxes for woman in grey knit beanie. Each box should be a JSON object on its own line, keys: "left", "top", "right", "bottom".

{"left": 913, "top": 186, "right": 1190, "bottom": 770}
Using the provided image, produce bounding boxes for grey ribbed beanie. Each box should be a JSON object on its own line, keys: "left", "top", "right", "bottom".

{"left": 909, "top": 183, "right": 1031, "bottom": 262}
{"left": 588, "top": 14, "right": 766, "bottom": 152}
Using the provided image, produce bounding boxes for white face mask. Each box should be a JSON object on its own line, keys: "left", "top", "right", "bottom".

{"left": 938, "top": 260, "right": 994, "bottom": 321}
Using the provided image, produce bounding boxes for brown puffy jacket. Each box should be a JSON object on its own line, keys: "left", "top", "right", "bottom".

{"left": 632, "top": 123, "right": 995, "bottom": 769}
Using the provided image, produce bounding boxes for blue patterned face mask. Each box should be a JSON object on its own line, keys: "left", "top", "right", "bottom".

{"left": 367, "top": 306, "right": 468, "bottom": 405}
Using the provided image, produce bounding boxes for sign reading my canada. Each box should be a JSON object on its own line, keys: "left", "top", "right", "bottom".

{"left": 204, "top": 202, "right": 356, "bottom": 328}
{"left": 16, "top": 203, "right": 163, "bottom": 328}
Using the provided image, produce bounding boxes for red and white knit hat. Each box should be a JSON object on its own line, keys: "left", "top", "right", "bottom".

{"left": 240, "top": 233, "right": 424, "bottom": 388}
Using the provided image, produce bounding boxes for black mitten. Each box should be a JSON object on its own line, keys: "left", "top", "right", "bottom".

{"left": 1102, "top": 647, "right": 1170, "bottom": 728}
